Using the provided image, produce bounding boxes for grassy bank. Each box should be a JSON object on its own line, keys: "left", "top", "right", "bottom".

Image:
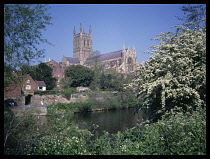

{"left": 70, "top": 90, "right": 141, "bottom": 113}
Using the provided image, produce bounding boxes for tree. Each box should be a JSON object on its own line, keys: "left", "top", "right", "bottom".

{"left": 100, "top": 69, "right": 126, "bottom": 91}
{"left": 4, "top": 4, "right": 52, "bottom": 89}
{"left": 63, "top": 65, "right": 94, "bottom": 88}
{"left": 126, "top": 25, "right": 206, "bottom": 122}
{"left": 177, "top": 4, "right": 206, "bottom": 31}
{"left": 87, "top": 50, "right": 104, "bottom": 90}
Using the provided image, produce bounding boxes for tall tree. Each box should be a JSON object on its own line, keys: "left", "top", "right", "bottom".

{"left": 63, "top": 65, "right": 94, "bottom": 88}
{"left": 87, "top": 50, "right": 104, "bottom": 90}
{"left": 4, "top": 4, "right": 52, "bottom": 89}
{"left": 126, "top": 6, "right": 206, "bottom": 122}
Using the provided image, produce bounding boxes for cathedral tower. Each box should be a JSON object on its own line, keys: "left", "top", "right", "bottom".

{"left": 73, "top": 24, "right": 92, "bottom": 65}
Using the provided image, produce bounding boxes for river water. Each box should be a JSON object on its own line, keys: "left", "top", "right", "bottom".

{"left": 73, "top": 108, "right": 144, "bottom": 137}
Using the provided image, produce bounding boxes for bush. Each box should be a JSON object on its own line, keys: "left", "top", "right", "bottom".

{"left": 4, "top": 106, "right": 41, "bottom": 155}
{"left": 140, "top": 106, "right": 206, "bottom": 155}
{"left": 24, "top": 128, "right": 92, "bottom": 155}
{"left": 61, "top": 88, "right": 76, "bottom": 99}
{"left": 77, "top": 102, "right": 93, "bottom": 112}
{"left": 34, "top": 90, "right": 56, "bottom": 95}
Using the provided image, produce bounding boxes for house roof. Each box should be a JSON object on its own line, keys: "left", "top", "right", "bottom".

{"left": 36, "top": 81, "right": 46, "bottom": 86}
{"left": 66, "top": 57, "right": 80, "bottom": 64}
{"left": 85, "top": 49, "right": 124, "bottom": 63}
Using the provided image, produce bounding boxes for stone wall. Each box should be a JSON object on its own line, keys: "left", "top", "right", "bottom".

{"left": 30, "top": 94, "right": 71, "bottom": 106}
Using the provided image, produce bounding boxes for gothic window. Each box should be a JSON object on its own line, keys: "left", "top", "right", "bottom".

{"left": 84, "top": 40, "right": 85, "bottom": 46}
{"left": 110, "top": 60, "right": 117, "bottom": 67}
{"left": 87, "top": 40, "right": 89, "bottom": 47}
{"left": 118, "top": 59, "right": 122, "bottom": 66}
{"left": 127, "top": 57, "right": 133, "bottom": 72}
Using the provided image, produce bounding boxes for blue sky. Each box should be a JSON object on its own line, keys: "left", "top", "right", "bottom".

{"left": 36, "top": 4, "right": 185, "bottom": 65}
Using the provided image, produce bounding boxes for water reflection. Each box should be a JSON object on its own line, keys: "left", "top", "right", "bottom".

{"left": 73, "top": 108, "right": 144, "bottom": 136}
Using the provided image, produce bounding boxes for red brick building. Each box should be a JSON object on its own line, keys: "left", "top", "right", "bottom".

{"left": 5, "top": 74, "right": 39, "bottom": 105}
{"left": 52, "top": 66, "right": 64, "bottom": 87}
{"left": 44, "top": 60, "right": 66, "bottom": 87}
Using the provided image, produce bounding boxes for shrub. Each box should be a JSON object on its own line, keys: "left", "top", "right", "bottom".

{"left": 61, "top": 87, "right": 76, "bottom": 99}
{"left": 34, "top": 90, "right": 56, "bottom": 95}
{"left": 77, "top": 102, "right": 93, "bottom": 112}
{"left": 140, "top": 106, "right": 206, "bottom": 155}
{"left": 4, "top": 106, "right": 41, "bottom": 155}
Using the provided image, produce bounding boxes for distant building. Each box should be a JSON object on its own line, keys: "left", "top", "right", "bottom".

{"left": 61, "top": 24, "right": 137, "bottom": 74}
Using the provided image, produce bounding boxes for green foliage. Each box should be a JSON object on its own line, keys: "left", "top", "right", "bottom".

{"left": 24, "top": 133, "right": 91, "bottom": 155}
{"left": 4, "top": 4, "right": 52, "bottom": 70}
{"left": 177, "top": 4, "right": 206, "bottom": 30}
{"left": 34, "top": 90, "right": 57, "bottom": 95}
{"left": 126, "top": 24, "right": 206, "bottom": 122}
{"left": 29, "top": 63, "right": 57, "bottom": 90}
{"left": 63, "top": 65, "right": 94, "bottom": 88}
{"left": 77, "top": 102, "right": 93, "bottom": 112}
{"left": 61, "top": 87, "right": 76, "bottom": 99}
{"left": 141, "top": 106, "right": 206, "bottom": 155}
{"left": 100, "top": 73, "right": 112, "bottom": 90}
{"left": 24, "top": 103, "right": 93, "bottom": 155}
{"left": 100, "top": 69, "right": 130, "bottom": 91}
{"left": 4, "top": 106, "right": 41, "bottom": 155}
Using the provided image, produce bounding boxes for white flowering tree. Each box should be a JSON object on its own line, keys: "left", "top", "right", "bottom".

{"left": 126, "top": 24, "right": 206, "bottom": 121}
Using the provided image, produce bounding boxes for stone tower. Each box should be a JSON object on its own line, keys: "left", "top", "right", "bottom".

{"left": 73, "top": 24, "right": 92, "bottom": 65}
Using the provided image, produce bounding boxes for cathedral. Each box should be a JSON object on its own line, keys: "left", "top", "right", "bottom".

{"left": 45, "top": 24, "right": 138, "bottom": 87}
{"left": 62, "top": 24, "right": 137, "bottom": 74}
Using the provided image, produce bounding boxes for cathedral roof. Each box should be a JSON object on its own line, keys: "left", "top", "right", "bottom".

{"left": 66, "top": 57, "right": 80, "bottom": 64}
{"left": 85, "top": 50, "right": 123, "bottom": 63}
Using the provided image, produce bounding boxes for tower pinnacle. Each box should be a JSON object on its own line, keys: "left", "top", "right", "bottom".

{"left": 73, "top": 26, "right": 76, "bottom": 35}
{"left": 89, "top": 25, "right": 92, "bottom": 35}
{"left": 80, "top": 23, "right": 83, "bottom": 33}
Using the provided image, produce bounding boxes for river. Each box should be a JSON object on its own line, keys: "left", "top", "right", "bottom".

{"left": 73, "top": 108, "right": 144, "bottom": 137}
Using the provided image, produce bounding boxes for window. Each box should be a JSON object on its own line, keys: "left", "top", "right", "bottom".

{"left": 26, "top": 85, "right": 31, "bottom": 90}
{"left": 39, "top": 86, "right": 43, "bottom": 90}
{"left": 127, "top": 57, "right": 133, "bottom": 72}
{"left": 26, "top": 80, "right": 30, "bottom": 83}
{"left": 84, "top": 40, "right": 85, "bottom": 46}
